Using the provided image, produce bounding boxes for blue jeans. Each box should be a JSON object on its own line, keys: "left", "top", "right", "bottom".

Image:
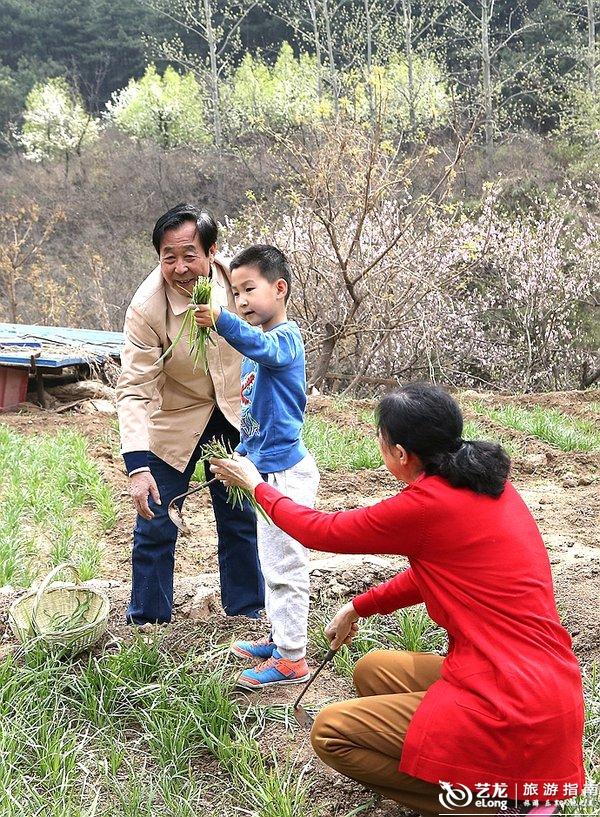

{"left": 127, "top": 408, "right": 265, "bottom": 624}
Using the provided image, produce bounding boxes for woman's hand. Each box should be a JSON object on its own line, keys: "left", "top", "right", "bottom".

{"left": 192, "top": 303, "right": 221, "bottom": 328}
{"left": 325, "top": 601, "right": 360, "bottom": 649}
{"left": 209, "top": 453, "right": 263, "bottom": 493}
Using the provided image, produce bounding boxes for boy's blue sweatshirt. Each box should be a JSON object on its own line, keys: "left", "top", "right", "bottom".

{"left": 215, "top": 308, "right": 308, "bottom": 473}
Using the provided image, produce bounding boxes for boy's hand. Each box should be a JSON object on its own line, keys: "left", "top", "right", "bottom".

{"left": 192, "top": 303, "right": 221, "bottom": 327}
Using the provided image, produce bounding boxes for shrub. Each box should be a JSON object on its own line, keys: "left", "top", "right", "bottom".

{"left": 17, "top": 77, "right": 100, "bottom": 164}
{"left": 222, "top": 43, "right": 329, "bottom": 134}
{"left": 106, "top": 64, "right": 210, "bottom": 148}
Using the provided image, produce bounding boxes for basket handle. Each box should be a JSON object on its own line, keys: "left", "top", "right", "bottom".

{"left": 32, "top": 562, "right": 81, "bottom": 631}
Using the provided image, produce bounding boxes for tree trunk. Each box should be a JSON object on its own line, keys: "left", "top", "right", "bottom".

{"left": 587, "top": 0, "right": 596, "bottom": 93}
{"left": 580, "top": 360, "right": 600, "bottom": 388}
{"left": 481, "top": 0, "right": 494, "bottom": 159}
{"left": 322, "top": 0, "right": 339, "bottom": 115}
{"left": 365, "top": 0, "right": 375, "bottom": 126}
{"left": 310, "top": 322, "right": 338, "bottom": 389}
{"left": 4, "top": 264, "right": 18, "bottom": 323}
{"left": 307, "top": 0, "right": 325, "bottom": 101}
{"left": 401, "top": 0, "right": 417, "bottom": 131}
{"left": 203, "top": 0, "right": 222, "bottom": 150}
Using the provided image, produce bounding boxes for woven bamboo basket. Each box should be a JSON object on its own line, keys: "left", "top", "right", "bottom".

{"left": 8, "top": 563, "right": 110, "bottom": 656}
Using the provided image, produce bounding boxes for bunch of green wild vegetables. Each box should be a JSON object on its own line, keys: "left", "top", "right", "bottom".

{"left": 200, "top": 439, "right": 270, "bottom": 522}
{"left": 159, "top": 277, "right": 215, "bottom": 372}
{"left": 47, "top": 596, "right": 95, "bottom": 632}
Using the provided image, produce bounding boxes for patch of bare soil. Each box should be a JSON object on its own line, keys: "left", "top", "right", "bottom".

{"left": 306, "top": 395, "right": 377, "bottom": 432}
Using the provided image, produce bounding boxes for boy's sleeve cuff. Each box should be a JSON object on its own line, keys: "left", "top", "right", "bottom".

{"left": 215, "top": 307, "right": 237, "bottom": 335}
{"left": 123, "top": 450, "right": 150, "bottom": 474}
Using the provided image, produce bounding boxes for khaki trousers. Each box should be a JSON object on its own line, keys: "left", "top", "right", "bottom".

{"left": 311, "top": 650, "right": 497, "bottom": 817}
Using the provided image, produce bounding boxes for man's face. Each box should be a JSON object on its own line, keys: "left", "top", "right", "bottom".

{"left": 159, "top": 221, "right": 215, "bottom": 293}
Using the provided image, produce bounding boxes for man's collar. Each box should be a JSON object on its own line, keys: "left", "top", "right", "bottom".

{"left": 164, "top": 281, "right": 191, "bottom": 316}
{"left": 164, "top": 263, "right": 226, "bottom": 316}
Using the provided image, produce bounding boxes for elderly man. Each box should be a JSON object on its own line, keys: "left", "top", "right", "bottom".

{"left": 116, "top": 203, "right": 264, "bottom": 624}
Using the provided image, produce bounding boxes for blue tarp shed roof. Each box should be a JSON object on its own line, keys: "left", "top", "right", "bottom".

{"left": 0, "top": 323, "right": 124, "bottom": 369}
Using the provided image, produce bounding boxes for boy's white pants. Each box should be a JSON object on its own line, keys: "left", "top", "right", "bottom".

{"left": 257, "top": 453, "right": 320, "bottom": 661}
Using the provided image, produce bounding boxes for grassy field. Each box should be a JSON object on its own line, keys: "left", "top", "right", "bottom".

{"left": 0, "top": 634, "right": 314, "bottom": 816}
{"left": 310, "top": 603, "right": 448, "bottom": 679}
{"left": 470, "top": 403, "right": 600, "bottom": 452}
{"left": 0, "top": 427, "right": 117, "bottom": 588}
{"left": 0, "top": 619, "right": 597, "bottom": 817}
{"left": 0, "top": 613, "right": 446, "bottom": 817}
{"left": 190, "top": 400, "right": 598, "bottom": 479}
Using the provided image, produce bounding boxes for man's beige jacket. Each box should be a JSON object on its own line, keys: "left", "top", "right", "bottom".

{"left": 116, "top": 259, "right": 242, "bottom": 472}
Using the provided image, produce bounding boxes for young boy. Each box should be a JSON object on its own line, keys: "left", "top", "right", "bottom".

{"left": 194, "top": 244, "right": 320, "bottom": 689}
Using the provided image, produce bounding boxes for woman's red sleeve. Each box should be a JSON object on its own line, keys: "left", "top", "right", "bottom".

{"left": 254, "top": 481, "right": 423, "bottom": 558}
{"left": 352, "top": 568, "right": 423, "bottom": 617}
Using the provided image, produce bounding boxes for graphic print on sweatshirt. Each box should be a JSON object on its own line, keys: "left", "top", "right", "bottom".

{"left": 240, "top": 367, "right": 260, "bottom": 441}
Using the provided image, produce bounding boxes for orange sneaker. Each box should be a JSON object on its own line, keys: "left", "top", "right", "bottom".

{"left": 236, "top": 650, "right": 310, "bottom": 690}
{"left": 230, "top": 636, "right": 276, "bottom": 661}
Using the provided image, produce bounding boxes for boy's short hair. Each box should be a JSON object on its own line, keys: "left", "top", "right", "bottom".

{"left": 230, "top": 245, "right": 292, "bottom": 302}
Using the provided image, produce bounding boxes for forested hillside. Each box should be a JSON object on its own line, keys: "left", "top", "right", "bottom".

{"left": 0, "top": 0, "right": 598, "bottom": 391}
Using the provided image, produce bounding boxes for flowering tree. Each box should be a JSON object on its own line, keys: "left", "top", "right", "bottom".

{"left": 221, "top": 43, "right": 331, "bottom": 133}
{"left": 342, "top": 52, "right": 451, "bottom": 132}
{"left": 223, "top": 119, "right": 598, "bottom": 392}
{"left": 223, "top": 119, "right": 473, "bottom": 391}
{"left": 266, "top": 0, "right": 452, "bottom": 131}
{"left": 361, "top": 192, "right": 599, "bottom": 391}
{"left": 141, "top": 0, "right": 257, "bottom": 150}
{"left": 220, "top": 43, "right": 449, "bottom": 136}
{"left": 106, "top": 65, "right": 210, "bottom": 148}
{"left": 437, "top": 191, "right": 600, "bottom": 390}
{"left": 18, "top": 78, "right": 100, "bottom": 170}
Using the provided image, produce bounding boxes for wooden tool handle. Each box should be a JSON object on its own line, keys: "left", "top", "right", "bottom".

{"left": 293, "top": 647, "right": 338, "bottom": 710}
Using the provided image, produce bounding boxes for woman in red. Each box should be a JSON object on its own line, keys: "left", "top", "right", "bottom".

{"left": 210, "top": 383, "right": 585, "bottom": 817}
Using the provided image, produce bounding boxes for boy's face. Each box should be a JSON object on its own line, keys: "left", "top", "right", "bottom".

{"left": 231, "top": 264, "right": 287, "bottom": 331}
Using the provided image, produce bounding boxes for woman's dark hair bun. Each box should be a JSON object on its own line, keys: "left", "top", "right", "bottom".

{"left": 377, "top": 383, "right": 510, "bottom": 497}
{"left": 422, "top": 439, "right": 510, "bottom": 497}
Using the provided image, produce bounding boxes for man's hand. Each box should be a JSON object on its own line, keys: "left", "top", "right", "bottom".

{"left": 192, "top": 303, "right": 221, "bottom": 328}
{"left": 129, "top": 472, "right": 161, "bottom": 520}
{"left": 325, "top": 601, "right": 360, "bottom": 649}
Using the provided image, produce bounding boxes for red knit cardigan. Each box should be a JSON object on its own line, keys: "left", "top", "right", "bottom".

{"left": 254, "top": 474, "right": 585, "bottom": 799}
